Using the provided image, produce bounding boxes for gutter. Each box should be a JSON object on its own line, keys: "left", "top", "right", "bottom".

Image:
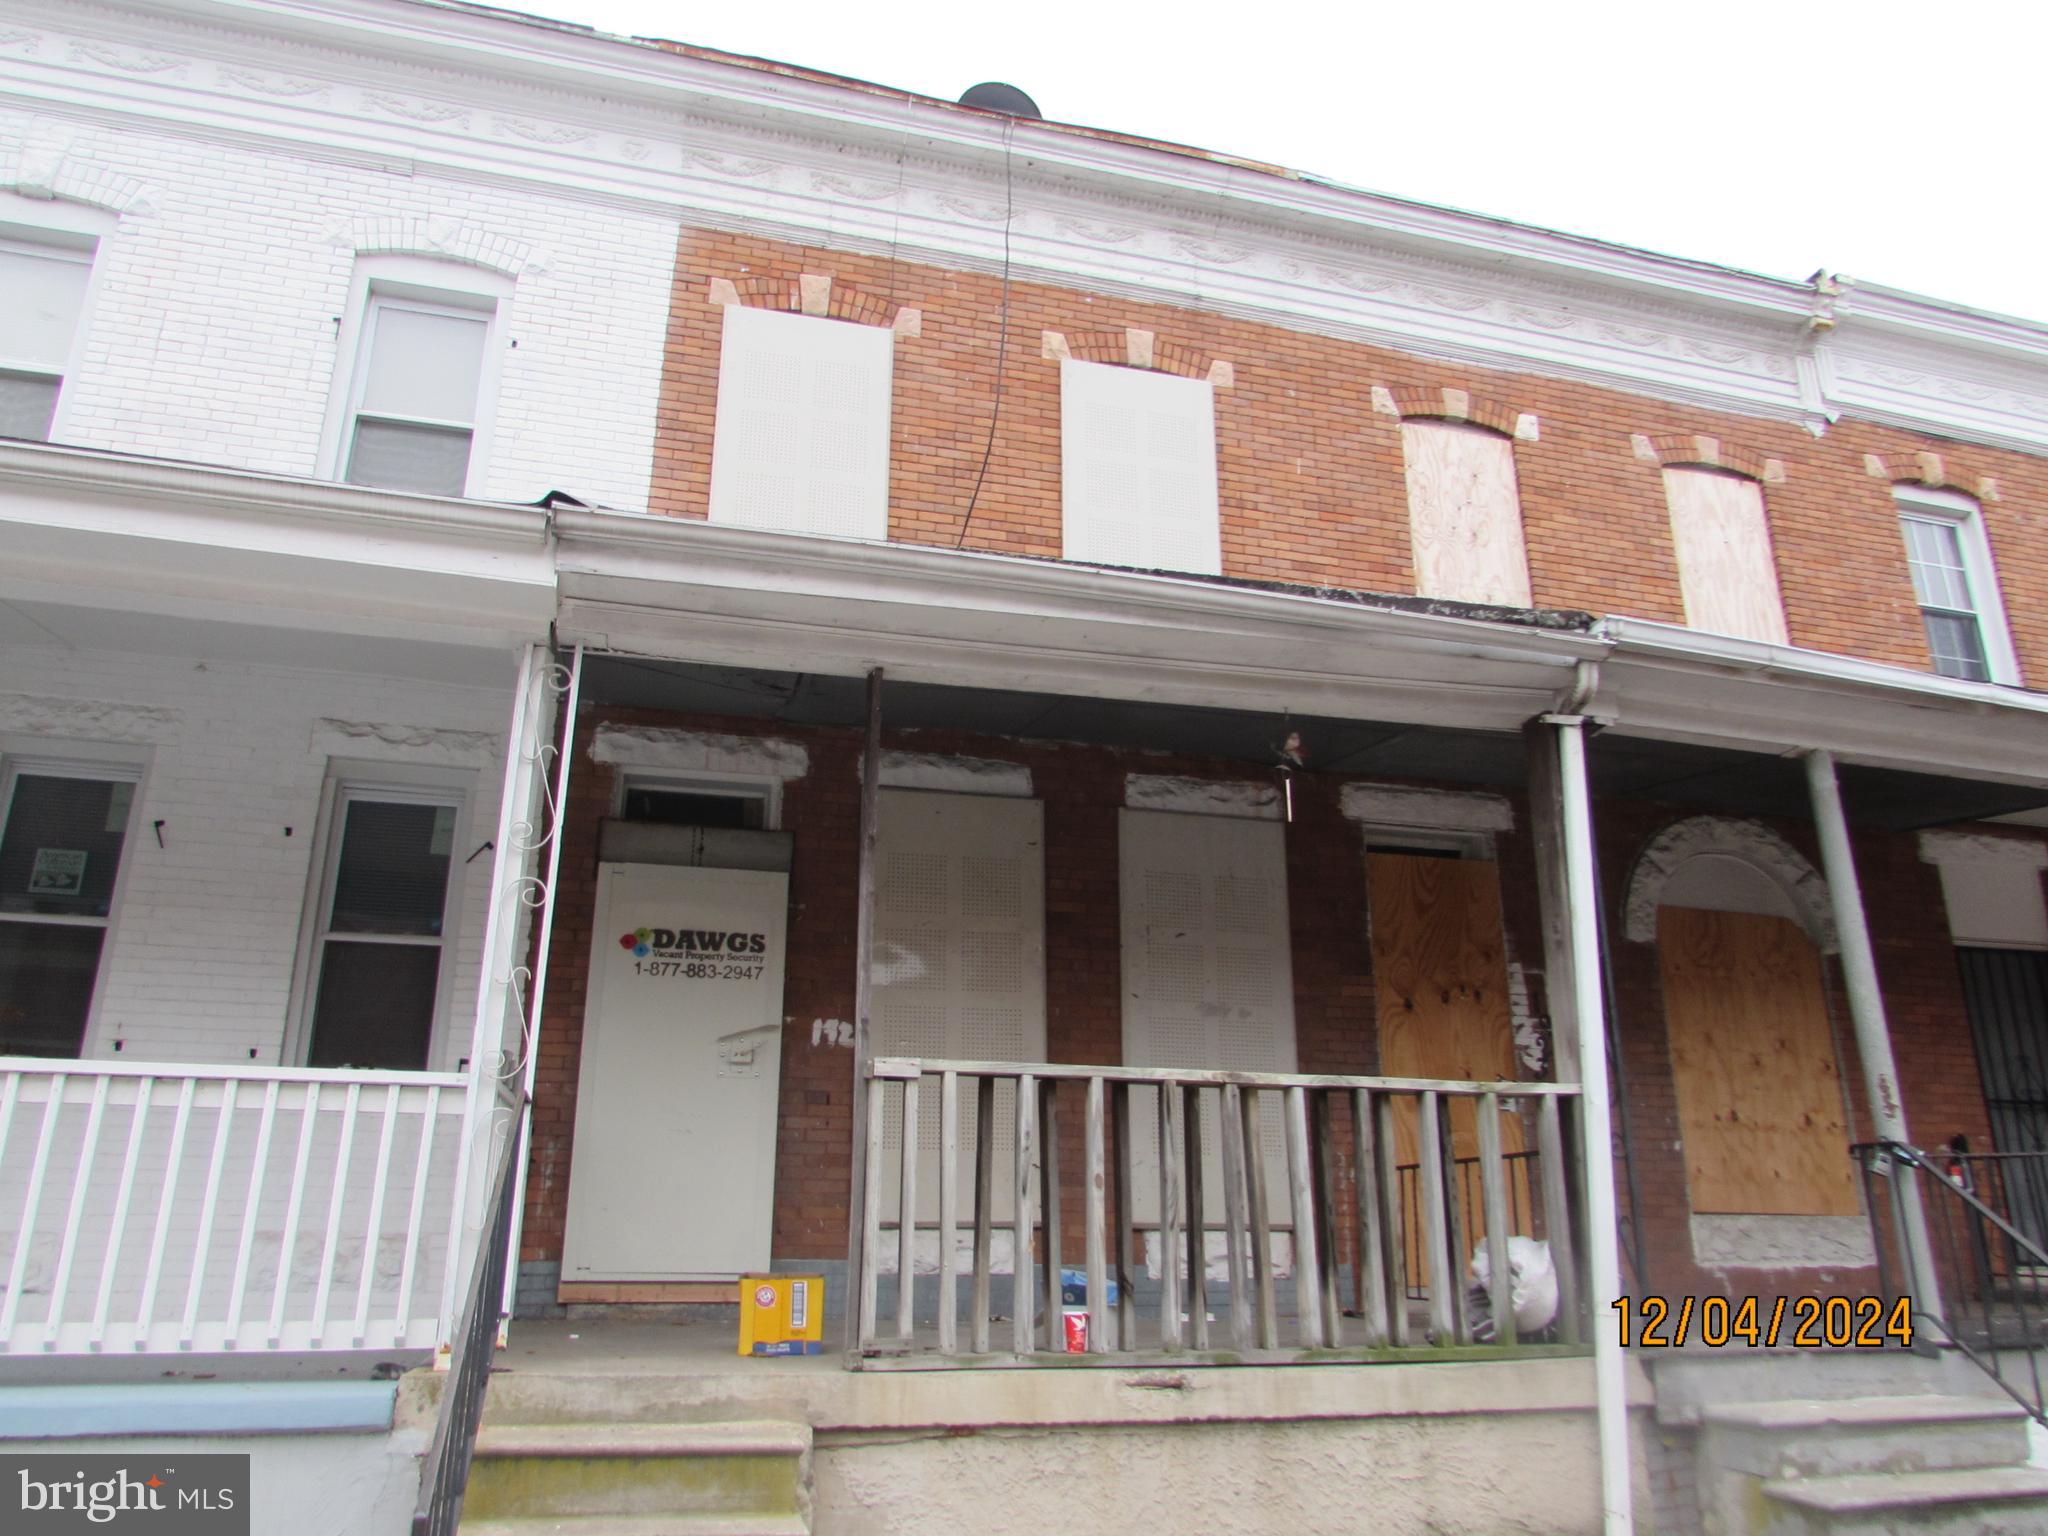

{"left": 0, "top": 439, "right": 555, "bottom": 548}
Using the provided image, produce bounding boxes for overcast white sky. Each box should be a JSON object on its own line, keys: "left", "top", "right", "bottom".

{"left": 507, "top": 0, "right": 2048, "bottom": 326}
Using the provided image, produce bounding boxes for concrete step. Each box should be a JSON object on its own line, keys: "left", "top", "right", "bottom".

{"left": 1761, "top": 1465, "right": 2048, "bottom": 1535}
{"left": 1702, "top": 1394, "right": 2032, "bottom": 1479}
{"left": 461, "top": 1519, "right": 810, "bottom": 1536}
{"left": 460, "top": 1420, "right": 811, "bottom": 1526}
{"left": 1649, "top": 1347, "right": 2000, "bottom": 1427}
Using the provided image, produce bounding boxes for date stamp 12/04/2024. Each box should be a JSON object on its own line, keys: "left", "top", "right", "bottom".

{"left": 1612, "top": 1295, "right": 1914, "bottom": 1349}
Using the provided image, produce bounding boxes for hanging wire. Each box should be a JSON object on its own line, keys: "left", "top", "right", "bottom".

{"left": 954, "top": 116, "right": 1017, "bottom": 550}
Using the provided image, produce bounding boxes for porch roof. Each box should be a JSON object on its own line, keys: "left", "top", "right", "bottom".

{"left": 556, "top": 509, "right": 2048, "bottom": 821}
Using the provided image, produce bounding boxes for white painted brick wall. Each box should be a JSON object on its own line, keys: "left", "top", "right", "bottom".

{"left": 1, "top": 644, "right": 515, "bottom": 1071}
{"left": 0, "top": 107, "right": 676, "bottom": 512}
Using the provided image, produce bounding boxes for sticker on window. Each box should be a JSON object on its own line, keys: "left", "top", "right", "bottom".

{"left": 28, "top": 848, "right": 86, "bottom": 895}
{"left": 105, "top": 782, "right": 134, "bottom": 834}
{"left": 429, "top": 806, "right": 455, "bottom": 856}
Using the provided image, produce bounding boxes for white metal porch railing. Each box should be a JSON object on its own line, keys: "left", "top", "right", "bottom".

{"left": 0, "top": 1059, "right": 468, "bottom": 1356}
{"left": 857, "top": 1057, "right": 1584, "bottom": 1362}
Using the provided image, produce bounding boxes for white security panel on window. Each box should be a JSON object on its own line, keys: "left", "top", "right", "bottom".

{"left": 1060, "top": 359, "right": 1221, "bottom": 575}
{"left": 1663, "top": 467, "right": 1790, "bottom": 644}
{"left": 1400, "top": 421, "right": 1533, "bottom": 607}
{"left": 343, "top": 298, "right": 491, "bottom": 497}
{"left": 1895, "top": 486, "right": 2019, "bottom": 684}
{"left": 0, "top": 241, "right": 93, "bottom": 443}
{"left": 708, "top": 305, "right": 894, "bottom": 539}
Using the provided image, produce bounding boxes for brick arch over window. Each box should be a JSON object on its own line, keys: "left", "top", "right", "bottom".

{"left": 1630, "top": 432, "right": 1784, "bottom": 484}
{"left": 1040, "top": 326, "right": 1233, "bottom": 385}
{"left": 1621, "top": 814, "right": 1836, "bottom": 952}
{"left": 1863, "top": 451, "right": 2000, "bottom": 505}
{"left": 1373, "top": 384, "right": 1532, "bottom": 439}
{"left": 705, "top": 271, "right": 920, "bottom": 332}
{"left": 336, "top": 217, "right": 536, "bottom": 277}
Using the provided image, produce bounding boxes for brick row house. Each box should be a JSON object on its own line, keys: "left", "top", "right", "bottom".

{"left": 5, "top": 1, "right": 2048, "bottom": 1532}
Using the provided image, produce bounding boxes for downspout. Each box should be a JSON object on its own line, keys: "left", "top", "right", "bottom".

{"left": 1549, "top": 659, "right": 1634, "bottom": 1535}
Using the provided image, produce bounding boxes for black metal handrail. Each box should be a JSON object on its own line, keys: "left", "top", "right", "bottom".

{"left": 412, "top": 1103, "right": 524, "bottom": 1536}
{"left": 1853, "top": 1139, "right": 2048, "bottom": 1426}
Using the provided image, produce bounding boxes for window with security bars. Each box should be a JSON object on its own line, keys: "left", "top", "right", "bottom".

{"left": 1895, "top": 487, "right": 2018, "bottom": 685}
{"left": 0, "top": 240, "right": 94, "bottom": 443}
{"left": 0, "top": 764, "right": 137, "bottom": 1056}
{"left": 303, "top": 787, "right": 461, "bottom": 1070}
{"left": 1060, "top": 359, "right": 1221, "bottom": 575}
{"left": 341, "top": 296, "right": 492, "bottom": 497}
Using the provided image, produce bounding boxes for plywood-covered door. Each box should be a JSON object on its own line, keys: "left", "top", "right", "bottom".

{"left": 871, "top": 790, "right": 1046, "bottom": 1230}
{"left": 1369, "top": 852, "right": 1529, "bottom": 1276}
{"left": 1659, "top": 906, "right": 1859, "bottom": 1216}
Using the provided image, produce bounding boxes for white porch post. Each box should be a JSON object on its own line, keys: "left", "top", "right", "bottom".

{"left": 435, "top": 642, "right": 562, "bottom": 1358}
{"left": 1803, "top": 748, "right": 1944, "bottom": 1316}
{"left": 1552, "top": 715, "right": 1634, "bottom": 1536}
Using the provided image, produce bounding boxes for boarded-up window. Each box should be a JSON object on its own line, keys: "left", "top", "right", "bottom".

{"left": 1662, "top": 468, "right": 1790, "bottom": 643}
{"left": 1658, "top": 906, "right": 1858, "bottom": 1216}
{"left": 708, "top": 305, "right": 893, "bottom": 539}
{"left": 1400, "top": 421, "right": 1533, "bottom": 608}
{"left": 1060, "top": 359, "right": 1221, "bottom": 575}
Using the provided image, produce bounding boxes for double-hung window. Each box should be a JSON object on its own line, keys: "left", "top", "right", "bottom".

{"left": 340, "top": 292, "right": 493, "bottom": 498}
{"left": 0, "top": 759, "right": 138, "bottom": 1056}
{"left": 0, "top": 237, "right": 94, "bottom": 443}
{"left": 1895, "top": 486, "right": 2018, "bottom": 684}
{"left": 300, "top": 781, "right": 464, "bottom": 1070}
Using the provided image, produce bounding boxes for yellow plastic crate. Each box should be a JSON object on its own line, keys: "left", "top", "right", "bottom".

{"left": 738, "top": 1272, "right": 825, "bottom": 1356}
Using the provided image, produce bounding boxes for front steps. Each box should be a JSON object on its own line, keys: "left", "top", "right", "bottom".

{"left": 457, "top": 1419, "right": 812, "bottom": 1535}
{"left": 1698, "top": 1394, "right": 2048, "bottom": 1534}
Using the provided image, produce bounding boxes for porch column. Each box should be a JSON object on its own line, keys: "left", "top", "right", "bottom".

{"left": 1550, "top": 714, "right": 1633, "bottom": 1536}
{"left": 1803, "top": 748, "right": 1943, "bottom": 1315}
{"left": 845, "top": 667, "right": 883, "bottom": 1353}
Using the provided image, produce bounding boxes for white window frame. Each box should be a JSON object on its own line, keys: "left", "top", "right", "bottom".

{"left": 0, "top": 740, "right": 147, "bottom": 1057}
{"left": 317, "top": 255, "right": 512, "bottom": 498}
{"left": 0, "top": 192, "right": 116, "bottom": 446}
{"left": 615, "top": 771, "right": 783, "bottom": 831}
{"left": 284, "top": 763, "right": 472, "bottom": 1071}
{"left": 1894, "top": 485, "right": 2021, "bottom": 686}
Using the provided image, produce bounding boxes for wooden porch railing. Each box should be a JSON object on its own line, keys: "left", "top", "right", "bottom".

{"left": 856, "top": 1057, "right": 1583, "bottom": 1362}
{"left": 0, "top": 1059, "right": 469, "bottom": 1355}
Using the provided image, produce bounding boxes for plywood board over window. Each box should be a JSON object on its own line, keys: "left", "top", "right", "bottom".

{"left": 1658, "top": 905, "right": 1859, "bottom": 1216}
{"left": 1399, "top": 421, "right": 1533, "bottom": 608}
{"left": 1663, "top": 468, "right": 1791, "bottom": 644}
{"left": 708, "top": 304, "right": 893, "bottom": 540}
{"left": 1061, "top": 359, "right": 1221, "bottom": 576}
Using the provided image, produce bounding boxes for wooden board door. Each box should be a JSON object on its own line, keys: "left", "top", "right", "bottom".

{"left": 1658, "top": 905, "right": 1859, "bottom": 1216}
{"left": 1369, "top": 852, "right": 1531, "bottom": 1279}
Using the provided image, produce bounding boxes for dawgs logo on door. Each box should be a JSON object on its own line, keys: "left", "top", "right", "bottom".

{"left": 620, "top": 927, "right": 770, "bottom": 958}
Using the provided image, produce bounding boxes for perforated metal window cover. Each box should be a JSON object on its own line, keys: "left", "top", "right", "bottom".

{"left": 1060, "top": 358, "right": 1221, "bottom": 576}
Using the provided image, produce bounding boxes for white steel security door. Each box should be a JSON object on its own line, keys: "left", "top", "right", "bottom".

{"left": 1121, "top": 809, "right": 1297, "bottom": 1230}
{"left": 872, "top": 790, "right": 1046, "bottom": 1235}
{"left": 562, "top": 863, "right": 790, "bottom": 1280}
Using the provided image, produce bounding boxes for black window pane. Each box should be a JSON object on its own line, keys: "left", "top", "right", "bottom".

{"left": 345, "top": 419, "right": 472, "bottom": 497}
{"left": 330, "top": 800, "right": 453, "bottom": 936}
{"left": 306, "top": 941, "right": 440, "bottom": 1070}
{"left": 0, "top": 920, "right": 103, "bottom": 1056}
{"left": 1924, "top": 610, "right": 1990, "bottom": 682}
{"left": 0, "top": 372, "right": 60, "bottom": 442}
{"left": 622, "top": 787, "right": 763, "bottom": 829}
{"left": 0, "top": 775, "right": 130, "bottom": 917}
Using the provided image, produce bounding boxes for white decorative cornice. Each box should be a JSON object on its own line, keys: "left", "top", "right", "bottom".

{"left": 3, "top": 0, "right": 2046, "bottom": 454}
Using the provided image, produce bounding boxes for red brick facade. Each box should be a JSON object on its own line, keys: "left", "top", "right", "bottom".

{"left": 650, "top": 228, "right": 2048, "bottom": 686}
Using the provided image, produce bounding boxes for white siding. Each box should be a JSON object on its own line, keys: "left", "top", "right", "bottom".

{"left": 0, "top": 645, "right": 508, "bottom": 1070}
{"left": 1663, "top": 468, "right": 1791, "bottom": 644}
{"left": 1061, "top": 360, "right": 1221, "bottom": 575}
{"left": 708, "top": 306, "right": 894, "bottom": 539}
{"left": 1400, "top": 421, "right": 1533, "bottom": 608}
